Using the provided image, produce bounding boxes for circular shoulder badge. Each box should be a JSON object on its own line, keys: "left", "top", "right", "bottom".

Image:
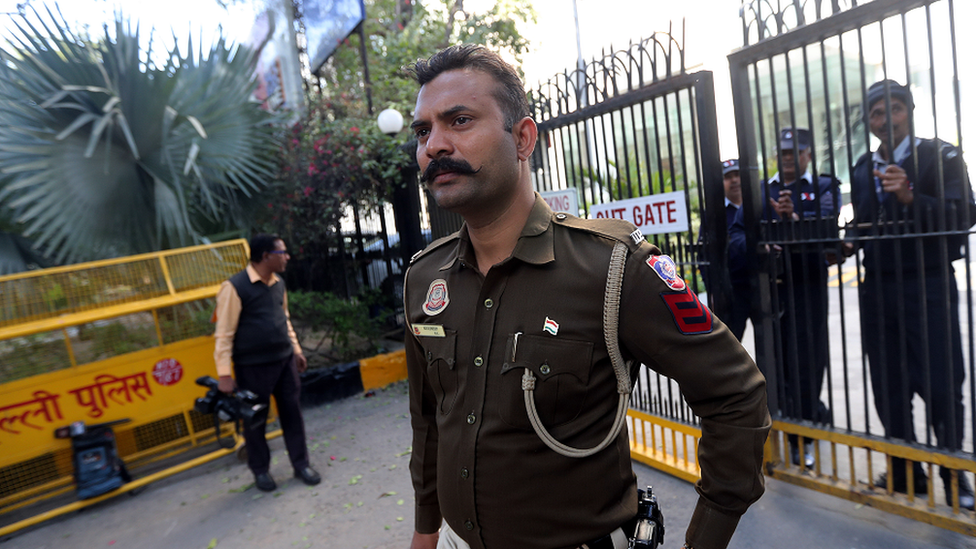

{"left": 646, "top": 255, "right": 686, "bottom": 291}
{"left": 423, "top": 279, "right": 450, "bottom": 316}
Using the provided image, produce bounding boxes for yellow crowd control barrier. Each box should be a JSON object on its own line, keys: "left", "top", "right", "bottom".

{"left": 0, "top": 240, "right": 250, "bottom": 519}
{"left": 625, "top": 411, "right": 976, "bottom": 537}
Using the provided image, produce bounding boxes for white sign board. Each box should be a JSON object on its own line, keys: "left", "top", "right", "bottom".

{"left": 539, "top": 189, "right": 579, "bottom": 215}
{"left": 588, "top": 191, "right": 689, "bottom": 235}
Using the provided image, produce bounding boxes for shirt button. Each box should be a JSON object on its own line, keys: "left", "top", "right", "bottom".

{"left": 460, "top": 467, "right": 469, "bottom": 479}
{"left": 474, "top": 356, "right": 484, "bottom": 367}
{"left": 464, "top": 520, "right": 474, "bottom": 531}
{"left": 426, "top": 351, "right": 433, "bottom": 361}
{"left": 484, "top": 298, "right": 493, "bottom": 309}
{"left": 556, "top": 213, "right": 567, "bottom": 220}
{"left": 466, "top": 413, "right": 476, "bottom": 424}
{"left": 540, "top": 364, "right": 551, "bottom": 375}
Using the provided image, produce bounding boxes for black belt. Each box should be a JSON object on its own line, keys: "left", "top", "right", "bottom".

{"left": 577, "top": 517, "right": 637, "bottom": 549}
{"left": 576, "top": 528, "right": 622, "bottom": 549}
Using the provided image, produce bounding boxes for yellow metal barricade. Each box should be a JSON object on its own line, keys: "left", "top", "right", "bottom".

{"left": 0, "top": 240, "right": 250, "bottom": 517}
{"left": 765, "top": 422, "right": 976, "bottom": 536}
{"left": 625, "top": 410, "right": 976, "bottom": 536}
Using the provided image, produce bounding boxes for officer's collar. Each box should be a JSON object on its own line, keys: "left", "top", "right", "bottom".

{"left": 873, "top": 136, "right": 920, "bottom": 166}
{"left": 246, "top": 263, "right": 280, "bottom": 286}
{"left": 511, "top": 194, "right": 555, "bottom": 265}
{"left": 769, "top": 169, "right": 813, "bottom": 186}
{"left": 439, "top": 193, "right": 555, "bottom": 271}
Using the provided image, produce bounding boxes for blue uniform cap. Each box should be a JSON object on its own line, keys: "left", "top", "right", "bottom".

{"left": 866, "top": 79, "right": 914, "bottom": 113}
{"left": 722, "top": 159, "right": 739, "bottom": 175}
{"left": 779, "top": 127, "right": 810, "bottom": 151}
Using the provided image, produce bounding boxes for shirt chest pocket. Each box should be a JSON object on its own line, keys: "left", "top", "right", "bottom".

{"left": 423, "top": 331, "right": 459, "bottom": 415}
{"left": 498, "top": 334, "right": 594, "bottom": 430}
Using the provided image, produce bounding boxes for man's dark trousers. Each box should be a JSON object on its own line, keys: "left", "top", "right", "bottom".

{"left": 860, "top": 269, "right": 965, "bottom": 461}
{"left": 778, "top": 249, "right": 830, "bottom": 423}
{"left": 726, "top": 281, "right": 752, "bottom": 341}
{"left": 234, "top": 353, "right": 310, "bottom": 475}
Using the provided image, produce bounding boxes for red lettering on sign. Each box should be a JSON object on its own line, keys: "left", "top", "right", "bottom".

{"left": 666, "top": 200, "right": 677, "bottom": 223}
{"left": 612, "top": 207, "right": 626, "bottom": 219}
{"left": 652, "top": 202, "right": 665, "bottom": 224}
{"left": 544, "top": 196, "right": 568, "bottom": 211}
{"left": 0, "top": 391, "right": 63, "bottom": 436}
{"left": 645, "top": 204, "right": 656, "bottom": 225}
{"left": 69, "top": 372, "right": 153, "bottom": 418}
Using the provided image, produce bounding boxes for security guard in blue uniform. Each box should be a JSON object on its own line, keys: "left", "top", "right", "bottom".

{"left": 700, "top": 159, "right": 751, "bottom": 341}
{"left": 721, "top": 159, "right": 751, "bottom": 341}
{"left": 761, "top": 128, "right": 840, "bottom": 467}
{"left": 848, "top": 80, "right": 975, "bottom": 508}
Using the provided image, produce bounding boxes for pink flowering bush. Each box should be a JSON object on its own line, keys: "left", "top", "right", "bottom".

{"left": 255, "top": 110, "right": 409, "bottom": 291}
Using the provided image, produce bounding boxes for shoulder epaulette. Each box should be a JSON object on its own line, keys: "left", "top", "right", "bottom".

{"left": 409, "top": 231, "right": 461, "bottom": 265}
{"left": 552, "top": 212, "right": 646, "bottom": 253}
{"left": 938, "top": 141, "right": 960, "bottom": 160}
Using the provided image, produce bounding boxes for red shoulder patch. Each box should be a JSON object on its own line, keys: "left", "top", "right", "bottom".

{"left": 661, "top": 287, "right": 713, "bottom": 335}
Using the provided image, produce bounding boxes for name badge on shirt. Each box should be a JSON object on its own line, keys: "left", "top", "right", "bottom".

{"left": 412, "top": 324, "right": 446, "bottom": 337}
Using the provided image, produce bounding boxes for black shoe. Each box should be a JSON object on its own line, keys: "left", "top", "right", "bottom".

{"left": 942, "top": 470, "right": 975, "bottom": 510}
{"left": 789, "top": 439, "right": 815, "bottom": 468}
{"left": 254, "top": 472, "right": 277, "bottom": 492}
{"left": 294, "top": 466, "right": 321, "bottom": 486}
{"left": 875, "top": 470, "right": 928, "bottom": 495}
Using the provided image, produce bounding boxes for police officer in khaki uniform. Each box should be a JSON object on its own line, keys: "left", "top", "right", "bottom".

{"left": 403, "top": 44, "right": 770, "bottom": 549}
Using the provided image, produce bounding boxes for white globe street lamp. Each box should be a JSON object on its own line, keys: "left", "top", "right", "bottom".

{"left": 377, "top": 108, "right": 404, "bottom": 136}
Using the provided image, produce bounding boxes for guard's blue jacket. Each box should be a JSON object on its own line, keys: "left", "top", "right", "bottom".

{"left": 850, "top": 137, "right": 974, "bottom": 274}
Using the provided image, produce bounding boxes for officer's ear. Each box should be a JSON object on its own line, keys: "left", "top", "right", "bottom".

{"left": 512, "top": 116, "right": 538, "bottom": 162}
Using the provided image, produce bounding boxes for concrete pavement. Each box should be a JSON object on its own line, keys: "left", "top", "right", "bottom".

{"left": 2, "top": 380, "right": 973, "bottom": 549}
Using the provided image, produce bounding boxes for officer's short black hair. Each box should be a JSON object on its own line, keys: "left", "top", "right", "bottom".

{"left": 866, "top": 80, "right": 914, "bottom": 114}
{"left": 408, "top": 44, "right": 530, "bottom": 133}
{"left": 250, "top": 234, "right": 283, "bottom": 263}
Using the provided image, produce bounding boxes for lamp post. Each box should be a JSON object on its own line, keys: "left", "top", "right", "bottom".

{"left": 377, "top": 108, "right": 423, "bottom": 279}
{"left": 377, "top": 108, "right": 404, "bottom": 136}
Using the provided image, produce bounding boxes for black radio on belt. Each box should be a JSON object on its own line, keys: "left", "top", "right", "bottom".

{"left": 629, "top": 486, "right": 665, "bottom": 548}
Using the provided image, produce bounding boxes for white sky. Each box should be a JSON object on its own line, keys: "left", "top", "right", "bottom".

{"left": 0, "top": 0, "right": 973, "bottom": 159}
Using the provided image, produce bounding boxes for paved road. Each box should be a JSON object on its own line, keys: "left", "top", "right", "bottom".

{"left": 2, "top": 383, "right": 973, "bottom": 549}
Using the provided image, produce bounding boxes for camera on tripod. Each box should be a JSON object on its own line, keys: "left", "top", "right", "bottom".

{"left": 193, "top": 376, "right": 267, "bottom": 447}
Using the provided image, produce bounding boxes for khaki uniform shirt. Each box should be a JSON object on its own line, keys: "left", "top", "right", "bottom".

{"left": 405, "top": 196, "right": 770, "bottom": 549}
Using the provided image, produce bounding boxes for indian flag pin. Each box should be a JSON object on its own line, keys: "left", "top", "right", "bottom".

{"left": 543, "top": 317, "right": 559, "bottom": 336}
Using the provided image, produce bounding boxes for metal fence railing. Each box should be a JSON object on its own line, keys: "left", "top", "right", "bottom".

{"left": 732, "top": 0, "right": 976, "bottom": 531}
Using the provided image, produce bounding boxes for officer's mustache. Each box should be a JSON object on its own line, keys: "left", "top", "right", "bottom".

{"left": 420, "top": 157, "right": 482, "bottom": 184}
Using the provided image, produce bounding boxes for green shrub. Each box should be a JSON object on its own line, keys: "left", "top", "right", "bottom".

{"left": 77, "top": 321, "right": 158, "bottom": 364}
{"left": 0, "top": 333, "right": 70, "bottom": 383}
{"left": 288, "top": 290, "right": 388, "bottom": 364}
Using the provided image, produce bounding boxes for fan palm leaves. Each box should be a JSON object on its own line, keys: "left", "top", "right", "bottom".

{"left": 0, "top": 7, "right": 280, "bottom": 265}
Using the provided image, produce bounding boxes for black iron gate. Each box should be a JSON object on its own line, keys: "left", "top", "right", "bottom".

{"left": 732, "top": 0, "right": 976, "bottom": 532}
{"left": 527, "top": 32, "right": 728, "bottom": 442}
